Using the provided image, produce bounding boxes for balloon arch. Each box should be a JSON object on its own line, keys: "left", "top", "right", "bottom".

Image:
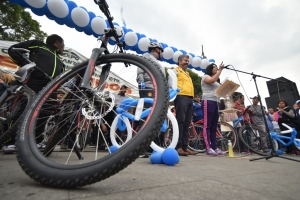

{"left": 9, "top": 0, "right": 216, "bottom": 72}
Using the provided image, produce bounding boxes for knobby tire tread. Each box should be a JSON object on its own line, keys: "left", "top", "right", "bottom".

{"left": 15, "top": 53, "right": 169, "bottom": 188}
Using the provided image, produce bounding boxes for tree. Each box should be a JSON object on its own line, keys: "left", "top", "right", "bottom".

{"left": 165, "top": 67, "right": 202, "bottom": 96}
{"left": 0, "top": 1, "right": 47, "bottom": 42}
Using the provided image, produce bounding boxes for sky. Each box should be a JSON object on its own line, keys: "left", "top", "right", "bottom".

{"left": 26, "top": 0, "right": 300, "bottom": 107}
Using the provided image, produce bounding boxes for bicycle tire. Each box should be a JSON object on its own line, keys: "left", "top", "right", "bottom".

{"left": 0, "top": 87, "right": 34, "bottom": 144}
{"left": 217, "top": 122, "right": 237, "bottom": 152}
{"left": 16, "top": 53, "right": 169, "bottom": 188}
{"left": 238, "top": 125, "right": 270, "bottom": 156}
{"left": 188, "top": 124, "right": 206, "bottom": 153}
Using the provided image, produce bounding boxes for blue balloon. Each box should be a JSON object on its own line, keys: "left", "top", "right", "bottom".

{"left": 150, "top": 152, "right": 163, "bottom": 164}
{"left": 179, "top": 49, "right": 187, "bottom": 55}
{"left": 67, "top": 1, "right": 78, "bottom": 11}
{"left": 209, "top": 59, "right": 215, "bottom": 63}
{"left": 188, "top": 65, "right": 193, "bottom": 69}
{"left": 109, "top": 146, "right": 119, "bottom": 154}
{"left": 108, "top": 38, "right": 117, "bottom": 45}
{"left": 55, "top": 18, "right": 65, "bottom": 25}
{"left": 44, "top": 4, "right": 56, "bottom": 21}
{"left": 162, "top": 148, "right": 179, "bottom": 166}
{"left": 160, "top": 119, "right": 168, "bottom": 132}
{"left": 31, "top": 7, "right": 45, "bottom": 16}
{"left": 9, "top": 0, "right": 27, "bottom": 7}
{"left": 117, "top": 116, "right": 126, "bottom": 131}
{"left": 75, "top": 26, "right": 84, "bottom": 32}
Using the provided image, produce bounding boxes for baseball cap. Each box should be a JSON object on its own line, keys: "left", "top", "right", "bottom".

{"left": 296, "top": 100, "right": 300, "bottom": 104}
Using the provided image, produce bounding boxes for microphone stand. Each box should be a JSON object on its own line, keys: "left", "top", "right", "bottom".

{"left": 224, "top": 66, "right": 300, "bottom": 162}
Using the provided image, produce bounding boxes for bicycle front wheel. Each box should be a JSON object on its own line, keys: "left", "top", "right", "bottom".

{"left": 238, "top": 125, "right": 271, "bottom": 156}
{"left": 16, "top": 53, "right": 169, "bottom": 188}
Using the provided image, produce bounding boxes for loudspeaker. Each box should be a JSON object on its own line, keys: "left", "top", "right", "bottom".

{"left": 265, "top": 91, "right": 299, "bottom": 110}
{"left": 266, "top": 76, "right": 299, "bottom": 97}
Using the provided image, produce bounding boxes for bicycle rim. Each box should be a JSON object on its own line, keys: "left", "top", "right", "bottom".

{"left": 16, "top": 53, "right": 169, "bottom": 188}
{"left": 0, "top": 87, "right": 34, "bottom": 144}
{"left": 238, "top": 125, "right": 270, "bottom": 156}
{"left": 217, "top": 122, "right": 237, "bottom": 152}
{"left": 188, "top": 124, "right": 206, "bottom": 153}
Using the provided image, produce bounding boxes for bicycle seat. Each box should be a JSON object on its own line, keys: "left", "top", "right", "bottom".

{"left": 15, "top": 63, "right": 36, "bottom": 82}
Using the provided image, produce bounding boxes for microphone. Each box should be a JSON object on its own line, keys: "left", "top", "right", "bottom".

{"left": 223, "top": 65, "right": 231, "bottom": 69}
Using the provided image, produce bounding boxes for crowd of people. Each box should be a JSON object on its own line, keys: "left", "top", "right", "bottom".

{"left": 1, "top": 36, "right": 300, "bottom": 157}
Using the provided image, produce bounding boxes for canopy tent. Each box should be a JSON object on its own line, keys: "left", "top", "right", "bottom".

{"left": 0, "top": 40, "right": 138, "bottom": 97}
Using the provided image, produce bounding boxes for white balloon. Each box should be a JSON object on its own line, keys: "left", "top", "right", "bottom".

{"left": 187, "top": 54, "right": 194, "bottom": 65}
{"left": 71, "top": 7, "right": 90, "bottom": 27}
{"left": 191, "top": 57, "right": 202, "bottom": 68}
{"left": 91, "top": 17, "right": 107, "bottom": 35}
{"left": 172, "top": 51, "right": 183, "bottom": 63}
{"left": 200, "top": 58, "right": 210, "bottom": 69}
{"left": 25, "top": 0, "right": 46, "bottom": 8}
{"left": 162, "top": 47, "right": 174, "bottom": 60}
{"left": 47, "top": 0, "right": 68, "bottom": 18}
{"left": 137, "top": 37, "right": 150, "bottom": 52}
{"left": 110, "top": 26, "right": 124, "bottom": 41}
{"left": 124, "top": 32, "right": 138, "bottom": 46}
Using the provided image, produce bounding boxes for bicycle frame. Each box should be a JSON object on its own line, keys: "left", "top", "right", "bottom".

{"left": 270, "top": 129, "right": 297, "bottom": 147}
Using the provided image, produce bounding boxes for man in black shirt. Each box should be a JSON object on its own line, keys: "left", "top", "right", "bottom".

{"left": 8, "top": 34, "right": 65, "bottom": 93}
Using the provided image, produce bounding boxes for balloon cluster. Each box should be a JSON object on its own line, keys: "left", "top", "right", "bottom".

{"left": 10, "top": 0, "right": 215, "bottom": 71}
{"left": 150, "top": 148, "right": 180, "bottom": 166}
{"left": 108, "top": 146, "right": 179, "bottom": 166}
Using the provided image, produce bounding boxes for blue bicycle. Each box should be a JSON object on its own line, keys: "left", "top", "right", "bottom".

{"left": 270, "top": 123, "right": 300, "bottom": 154}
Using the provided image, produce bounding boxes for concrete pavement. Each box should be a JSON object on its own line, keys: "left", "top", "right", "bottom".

{"left": 0, "top": 152, "right": 300, "bottom": 200}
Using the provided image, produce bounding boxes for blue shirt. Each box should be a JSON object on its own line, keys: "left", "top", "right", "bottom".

{"left": 193, "top": 102, "right": 203, "bottom": 122}
{"left": 265, "top": 113, "right": 274, "bottom": 132}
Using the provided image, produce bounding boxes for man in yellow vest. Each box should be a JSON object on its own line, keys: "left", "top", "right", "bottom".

{"left": 173, "top": 55, "right": 198, "bottom": 156}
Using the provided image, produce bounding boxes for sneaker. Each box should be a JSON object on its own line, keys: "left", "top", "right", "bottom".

{"left": 3, "top": 145, "right": 16, "bottom": 154}
{"left": 206, "top": 148, "right": 218, "bottom": 156}
{"left": 60, "top": 143, "right": 67, "bottom": 150}
{"left": 37, "top": 143, "right": 46, "bottom": 151}
{"left": 139, "top": 152, "right": 150, "bottom": 158}
{"left": 214, "top": 148, "right": 227, "bottom": 156}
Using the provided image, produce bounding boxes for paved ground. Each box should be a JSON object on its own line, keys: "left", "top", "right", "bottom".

{"left": 0, "top": 151, "right": 300, "bottom": 200}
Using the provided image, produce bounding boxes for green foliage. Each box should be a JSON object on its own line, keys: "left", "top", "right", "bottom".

{"left": 187, "top": 69, "right": 202, "bottom": 96}
{"left": 0, "top": 1, "right": 47, "bottom": 42}
{"left": 165, "top": 67, "right": 202, "bottom": 96}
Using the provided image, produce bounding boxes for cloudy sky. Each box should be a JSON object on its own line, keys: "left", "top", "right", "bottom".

{"left": 27, "top": 0, "right": 300, "bottom": 107}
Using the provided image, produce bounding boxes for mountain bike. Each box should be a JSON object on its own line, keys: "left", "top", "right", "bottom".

{"left": 15, "top": 0, "right": 169, "bottom": 188}
{"left": 0, "top": 48, "right": 50, "bottom": 146}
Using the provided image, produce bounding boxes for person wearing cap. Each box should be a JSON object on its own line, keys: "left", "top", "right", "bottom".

{"left": 136, "top": 42, "right": 166, "bottom": 158}
{"left": 136, "top": 42, "right": 165, "bottom": 107}
{"left": 249, "top": 96, "right": 269, "bottom": 153}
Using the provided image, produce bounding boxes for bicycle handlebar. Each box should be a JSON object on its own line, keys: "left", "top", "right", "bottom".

{"left": 94, "top": 0, "right": 124, "bottom": 53}
{"left": 280, "top": 123, "right": 293, "bottom": 134}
